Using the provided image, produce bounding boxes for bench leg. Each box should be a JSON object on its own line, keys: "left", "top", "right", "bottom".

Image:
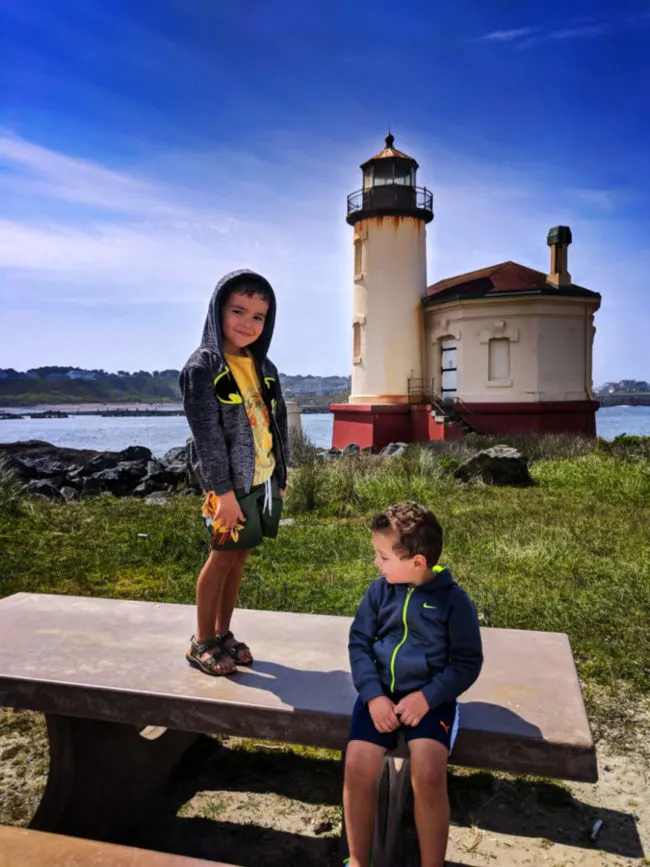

{"left": 29, "top": 714, "right": 198, "bottom": 840}
{"left": 339, "top": 754, "right": 410, "bottom": 867}
{"left": 372, "top": 756, "right": 410, "bottom": 867}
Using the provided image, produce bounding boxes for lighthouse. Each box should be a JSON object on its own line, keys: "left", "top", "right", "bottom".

{"left": 330, "top": 135, "right": 602, "bottom": 450}
{"left": 330, "top": 133, "right": 434, "bottom": 450}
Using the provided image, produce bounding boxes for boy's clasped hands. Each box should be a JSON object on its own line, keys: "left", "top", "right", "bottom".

{"left": 368, "top": 690, "right": 430, "bottom": 732}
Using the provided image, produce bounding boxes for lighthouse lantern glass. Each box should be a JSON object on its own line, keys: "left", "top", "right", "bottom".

{"left": 394, "top": 162, "right": 415, "bottom": 186}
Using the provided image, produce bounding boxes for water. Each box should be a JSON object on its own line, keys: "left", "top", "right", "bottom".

{"left": 0, "top": 407, "right": 648, "bottom": 457}
{"left": 0, "top": 411, "right": 335, "bottom": 456}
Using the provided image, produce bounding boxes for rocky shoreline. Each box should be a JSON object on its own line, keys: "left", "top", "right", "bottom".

{"left": 0, "top": 439, "right": 535, "bottom": 499}
{"left": 0, "top": 440, "right": 199, "bottom": 500}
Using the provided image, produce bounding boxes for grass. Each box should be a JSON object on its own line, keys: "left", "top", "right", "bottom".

{"left": 0, "top": 435, "right": 649, "bottom": 737}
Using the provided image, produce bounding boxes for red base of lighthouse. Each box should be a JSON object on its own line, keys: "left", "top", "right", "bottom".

{"left": 329, "top": 400, "right": 598, "bottom": 450}
{"left": 456, "top": 401, "right": 599, "bottom": 437}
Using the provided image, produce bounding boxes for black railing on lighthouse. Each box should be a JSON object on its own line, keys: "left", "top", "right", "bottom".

{"left": 347, "top": 185, "right": 434, "bottom": 217}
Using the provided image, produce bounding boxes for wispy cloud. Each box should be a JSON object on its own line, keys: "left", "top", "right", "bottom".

{"left": 473, "top": 15, "right": 644, "bottom": 47}
{"left": 549, "top": 23, "right": 610, "bottom": 40}
{"left": 474, "top": 27, "right": 538, "bottom": 43}
{"left": 0, "top": 130, "right": 646, "bottom": 381}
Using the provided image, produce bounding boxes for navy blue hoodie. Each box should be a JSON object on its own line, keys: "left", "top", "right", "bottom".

{"left": 349, "top": 567, "right": 483, "bottom": 709}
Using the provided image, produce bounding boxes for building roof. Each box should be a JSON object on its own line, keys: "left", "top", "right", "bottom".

{"left": 423, "top": 261, "right": 601, "bottom": 308}
{"left": 361, "top": 133, "right": 418, "bottom": 167}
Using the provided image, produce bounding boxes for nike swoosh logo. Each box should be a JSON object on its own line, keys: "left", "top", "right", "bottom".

{"left": 423, "top": 603, "right": 437, "bottom": 609}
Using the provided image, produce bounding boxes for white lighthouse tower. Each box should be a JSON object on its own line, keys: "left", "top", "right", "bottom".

{"left": 331, "top": 133, "right": 434, "bottom": 450}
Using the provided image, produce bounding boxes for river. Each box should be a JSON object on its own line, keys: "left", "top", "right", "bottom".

{"left": 0, "top": 406, "right": 648, "bottom": 457}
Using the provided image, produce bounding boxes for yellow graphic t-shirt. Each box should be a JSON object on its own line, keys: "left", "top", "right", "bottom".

{"left": 225, "top": 352, "right": 276, "bottom": 486}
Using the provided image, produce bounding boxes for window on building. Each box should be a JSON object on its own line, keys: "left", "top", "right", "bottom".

{"left": 353, "top": 321, "right": 362, "bottom": 359}
{"left": 354, "top": 238, "right": 364, "bottom": 277}
{"left": 488, "top": 338, "right": 510, "bottom": 381}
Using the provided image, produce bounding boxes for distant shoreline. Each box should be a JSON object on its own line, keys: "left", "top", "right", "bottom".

{"left": 1, "top": 394, "right": 649, "bottom": 416}
{"left": 0, "top": 402, "right": 331, "bottom": 418}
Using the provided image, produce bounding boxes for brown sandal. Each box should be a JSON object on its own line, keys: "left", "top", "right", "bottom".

{"left": 186, "top": 635, "right": 235, "bottom": 676}
{"left": 221, "top": 630, "right": 253, "bottom": 666}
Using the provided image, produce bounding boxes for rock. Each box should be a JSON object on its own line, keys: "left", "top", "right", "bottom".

{"left": 380, "top": 442, "right": 408, "bottom": 459}
{"left": 163, "top": 446, "right": 187, "bottom": 464}
{"left": 146, "top": 459, "right": 166, "bottom": 477}
{"left": 132, "top": 477, "right": 166, "bottom": 497}
{"left": 118, "top": 460, "right": 149, "bottom": 481}
{"left": 362, "top": 445, "right": 378, "bottom": 455}
{"left": 79, "top": 454, "right": 118, "bottom": 476}
{"left": 144, "top": 455, "right": 186, "bottom": 487}
{"left": 26, "top": 479, "right": 64, "bottom": 499}
{"left": 81, "top": 476, "right": 105, "bottom": 496}
{"left": 118, "top": 445, "right": 153, "bottom": 463}
{"left": 59, "top": 486, "right": 79, "bottom": 502}
{"left": 84, "top": 468, "right": 133, "bottom": 497}
{"left": 342, "top": 443, "right": 361, "bottom": 456}
{"left": 453, "top": 445, "right": 534, "bottom": 487}
{"left": 0, "top": 441, "right": 96, "bottom": 482}
{"left": 0, "top": 440, "right": 190, "bottom": 500}
{"left": 145, "top": 491, "right": 170, "bottom": 505}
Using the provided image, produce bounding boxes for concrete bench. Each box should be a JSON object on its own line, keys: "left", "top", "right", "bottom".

{"left": 0, "top": 825, "right": 238, "bottom": 866}
{"left": 0, "top": 593, "right": 597, "bottom": 866}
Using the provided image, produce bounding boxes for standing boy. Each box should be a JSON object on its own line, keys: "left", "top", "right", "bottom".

{"left": 180, "top": 270, "right": 290, "bottom": 676}
{"left": 343, "top": 502, "right": 483, "bottom": 867}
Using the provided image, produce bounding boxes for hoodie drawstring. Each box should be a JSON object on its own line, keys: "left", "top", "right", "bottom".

{"left": 263, "top": 477, "right": 273, "bottom": 516}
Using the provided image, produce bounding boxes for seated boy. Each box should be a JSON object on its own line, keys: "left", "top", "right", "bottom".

{"left": 343, "top": 501, "right": 483, "bottom": 867}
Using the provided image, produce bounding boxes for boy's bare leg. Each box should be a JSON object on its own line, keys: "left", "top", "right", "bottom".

{"left": 408, "top": 738, "right": 451, "bottom": 867}
{"left": 343, "top": 740, "right": 386, "bottom": 867}
{"left": 215, "top": 550, "right": 253, "bottom": 663}
{"left": 195, "top": 549, "right": 242, "bottom": 673}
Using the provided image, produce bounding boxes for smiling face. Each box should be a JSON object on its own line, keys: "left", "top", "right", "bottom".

{"left": 371, "top": 530, "right": 428, "bottom": 585}
{"left": 221, "top": 291, "right": 269, "bottom": 355}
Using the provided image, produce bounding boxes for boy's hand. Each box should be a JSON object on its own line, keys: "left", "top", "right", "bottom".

{"left": 215, "top": 491, "right": 246, "bottom": 530}
{"left": 368, "top": 696, "right": 400, "bottom": 733}
{"left": 394, "top": 691, "right": 430, "bottom": 727}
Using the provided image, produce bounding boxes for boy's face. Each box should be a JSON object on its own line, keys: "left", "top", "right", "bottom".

{"left": 371, "top": 531, "right": 426, "bottom": 584}
{"left": 222, "top": 291, "right": 269, "bottom": 354}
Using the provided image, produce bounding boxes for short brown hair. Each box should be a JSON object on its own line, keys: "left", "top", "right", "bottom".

{"left": 371, "top": 501, "right": 443, "bottom": 568}
{"left": 223, "top": 280, "right": 273, "bottom": 307}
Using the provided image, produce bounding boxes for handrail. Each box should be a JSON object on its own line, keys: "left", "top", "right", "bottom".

{"left": 347, "top": 185, "right": 433, "bottom": 215}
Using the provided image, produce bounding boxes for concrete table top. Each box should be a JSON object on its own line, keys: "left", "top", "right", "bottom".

{"left": 0, "top": 825, "right": 238, "bottom": 866}
{"left": 0, "top": 593, "right": 597, "bottom": 781}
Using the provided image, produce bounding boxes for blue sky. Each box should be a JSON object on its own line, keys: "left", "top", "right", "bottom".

{"left": 1, "top": 0, "right": 649, "bottom": 383}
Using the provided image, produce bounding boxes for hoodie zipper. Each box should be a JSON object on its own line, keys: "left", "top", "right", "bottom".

{"left": 390, "top": 586, "right": 414, "bottom": 692}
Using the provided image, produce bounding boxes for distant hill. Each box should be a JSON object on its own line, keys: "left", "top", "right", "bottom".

{"left": 0, "top": 367, "right": 351, "bottom": 406}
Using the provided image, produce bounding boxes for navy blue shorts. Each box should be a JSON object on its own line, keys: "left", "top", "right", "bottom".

{"left": 348, "top": 694, "right": 460, "bottom": 753}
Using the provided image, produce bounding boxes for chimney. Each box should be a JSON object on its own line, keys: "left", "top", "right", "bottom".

{"left": 546, "top": 226, "right": 572, "bottom": 287}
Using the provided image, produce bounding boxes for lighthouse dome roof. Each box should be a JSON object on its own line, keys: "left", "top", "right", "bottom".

{"left": 361, "top": 133, "right": 418, "bottom": 168}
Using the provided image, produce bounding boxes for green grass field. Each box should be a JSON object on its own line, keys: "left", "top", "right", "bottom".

{"left": 1, "top": 435, "right": 649, "bottom": 741}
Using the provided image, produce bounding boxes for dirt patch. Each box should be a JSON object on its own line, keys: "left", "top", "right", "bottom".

{"left": 0, "top": 710, "right": 648, "bottom": 866}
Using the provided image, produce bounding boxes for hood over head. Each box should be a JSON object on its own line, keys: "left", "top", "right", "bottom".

{"left": 200, "top": 269, "right": 277, "bottom": 362}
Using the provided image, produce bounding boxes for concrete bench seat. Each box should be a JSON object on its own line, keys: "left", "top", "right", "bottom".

{"left": 0, "top": 825, "right": 238, "bottom": 866}
{"left": 0, "top": 592, "right": 598, "bottom": 866}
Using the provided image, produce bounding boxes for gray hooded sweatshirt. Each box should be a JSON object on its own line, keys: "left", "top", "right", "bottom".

{"left": 180, "top": 270, "right": 290, "bottom": 496}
